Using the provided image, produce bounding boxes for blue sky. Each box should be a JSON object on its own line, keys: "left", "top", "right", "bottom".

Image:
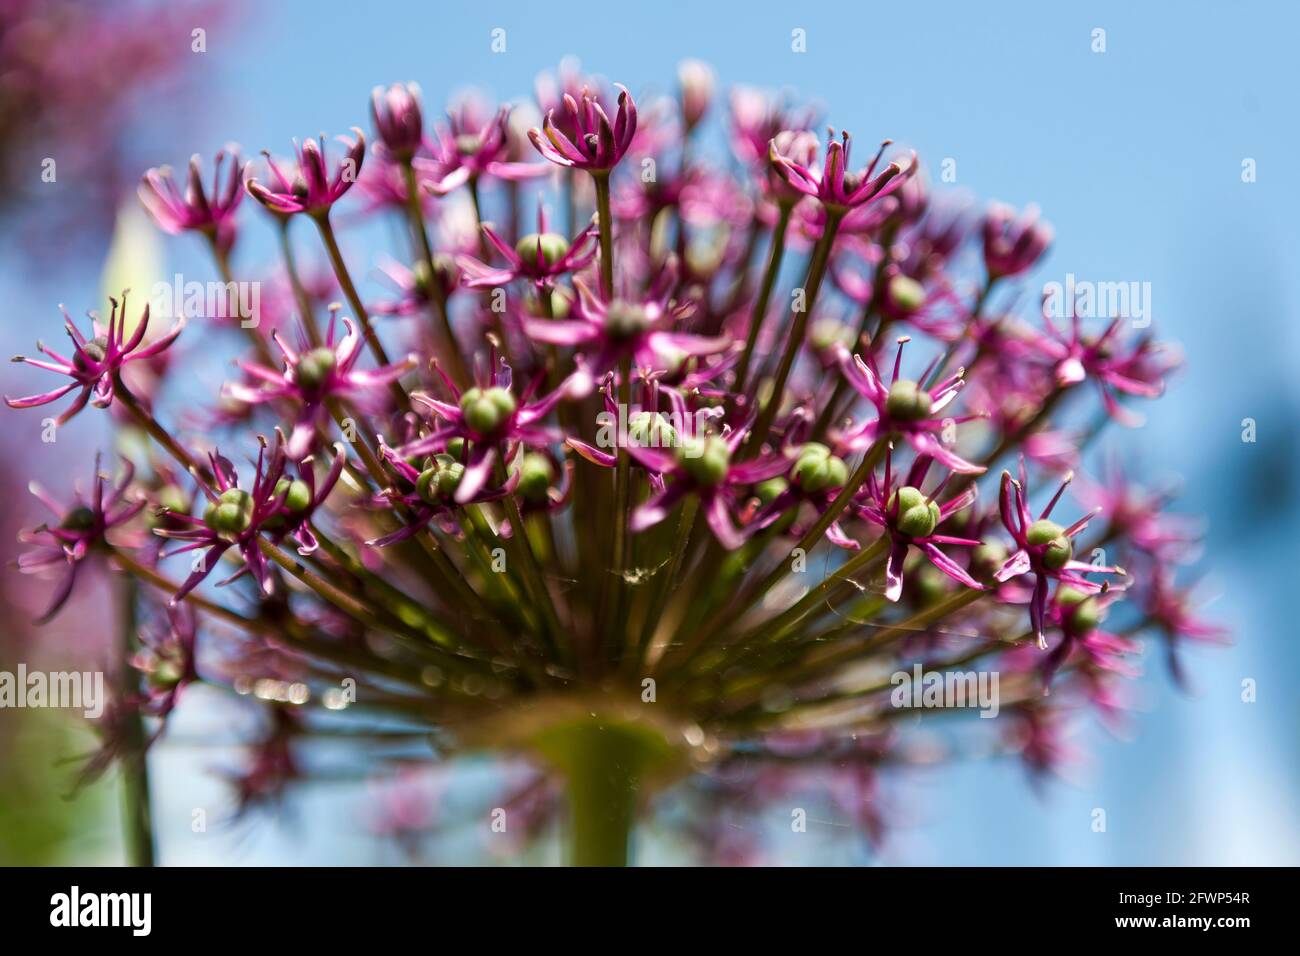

{"left": 4, "top": 0, "right": 1298, "bottom": 864}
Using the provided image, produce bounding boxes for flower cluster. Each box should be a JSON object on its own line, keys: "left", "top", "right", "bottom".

{"left": 6, "top": 62, "right": 1222, "bottom": 866}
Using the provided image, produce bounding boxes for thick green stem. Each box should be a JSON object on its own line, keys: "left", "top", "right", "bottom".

{"left": 533, "top": 717, "right": 671, "bottom": 867}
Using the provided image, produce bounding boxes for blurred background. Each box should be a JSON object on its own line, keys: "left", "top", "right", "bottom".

{"left": 1, "top": 0, "right": 1297, "bottom": 865}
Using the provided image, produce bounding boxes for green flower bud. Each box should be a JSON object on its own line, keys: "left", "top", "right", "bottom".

{"left": 416, "top": 454, "right": 464, "bottom": 504}
{"left": 1026, "top": 518, "right": 1072, "bottom": 570}
{"left": 889, "top": 485, "right": 939, "bottom": 538}
{"left": 886, "top": 274, "right": 926, "bottom": 314}
{"left": 885, "top": 379, "right": 933, "bottom": 421}
{"left": 971, "top": 539, "right": 1008, "bottom": 578}
{"left": 156, "top": 484, "right": 187, "bottom": 515}
{"left": 204, "top": 488, "right": 254, "bottom": 535}
{"left": 1025, "top": 519, "right": 1065, "bottom": 546}
{"left": 151, "top": 658, "right": 184, "bottom": 689}
{"left": 295, "top": 347, "right": 337, "bottom": 391}
{"left": 459, "top": 386, "right": 517, "bottom": 436}
{"left": 60, "top": 506, "right": 96, "bottom": 532}
{"left": 514, "top": 232, "right": 570, "bottom": 269}
{"left": 74, "top": 335, "right": 109, "bottom": 371}
{"left": 810, "top": 317, "right": 853, "bottom": 353}
{"left": 604, "top": 299, "right": 650, "bottom": 339}
{"left": 413, "top": 254, "right": 459, "bottom": 299}
{"left": 791, "top": 443, "right": 848, "bottom": 494}
{"left": 274, "top": 477, "right": 313, "bottom": 513}
{"left": 754, "top": 476, "right": 789, "bottom": 506}
{"left": 517, "top": 452, "right": 554, "bottom": 503}
{"left": 915, "top": 563, "right": 949, "bottom": 606}
{"left": 455, "top": 133, "right": 483, "bottom": 156}
{"left": 679, "top": 435, "right": 730, "bottom": 487}
{"left": 628, "top": 411, "right": 677, "bottom": 449}
{"left": 1069, "top": 596, "right": 1100, "bottom": 632}
{"left": 445, "top": 436, "right": 465, "bottom": 460}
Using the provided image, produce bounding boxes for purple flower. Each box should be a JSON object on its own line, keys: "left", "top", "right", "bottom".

{"left": 982, "top": 202, "right": 1052, "bottom": 279}
{"left": 416, "top": 100, "right": 547, "bottom": 194}
{"left": 1143, "top": 566, "right": 1229, "bottom": 688}
{"left": 858, "top": 450, "right": 984, "bottom": 601}
{"left": 395, "top": 357, "right": 591, "bottom": 505}
{"left": 6, "top": 296, "right": 183, "bottom": 425}
{"left": 155, "top": 441, "right": 296, "bottom": 602}
{"left": 523, "top": 263, "right": 728, "bottom": 378}
{"left": 367, "top": 440, "right": 519, "bottom": 548}
{"left": 458, "top": 201, "right": 598, "bottom": 289}
{"left": 835, "top": 337, "right": 985, "bottom": 474}
{"left": 138, "top": 148, "right": 244, "bottom": 255}
{"left": 18, "top": 456, "right": 147, "bottom": 623}
{"left": 769, "top": 130, "right": 908, "bottom": 212}
{"left": 1026, "top": 311, "right": 1174, "bottom": 426}
{"left": 529, "top": 84, "right": 638, "bottom": 172}
{"left": 994, "top": 467, "right": 1125, "bottom": 647}
{"left": 616, "top": 392, "right": 786, "bottom": 550}
{"left": 370, "top": 82, "right": 425, "bottom": 162}
{"left": 224, "top": 312, "right": 416, "bottom": 459}
{"left": 245, "top": 131, "right": 367, "bottom": 217}
{"left": 131, "top": 604, "right": 200, "bottom": 722}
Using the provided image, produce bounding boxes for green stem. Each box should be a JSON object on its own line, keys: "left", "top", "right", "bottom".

{"left": 116, "top": 576, "right": 154, "bottom": 867}
{"left": 534, "top": 718, "right": 668, "bottom": 867}
{"left": 745, "top": 210, "right": 842, "bottom": 455}
{"left": 402, "top": 161, "right": 470, "bottom": 387}
{"left": 592, "top": 172, "right": 614, "bottom": 299}
{"left": 734, "top": 202, "right": 792, "bottom": 393}
{"left": 313, "top": 213, "right": 408, "bottom": 406}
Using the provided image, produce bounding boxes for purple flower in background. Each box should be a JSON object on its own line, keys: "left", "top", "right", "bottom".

{"left": 138, "top": 148, "right": 244, "bottom": 256}
{"left": 418, "top": 100, "right": 547, "bottom": 193}
{"left": 6, "top": 296, "right": 183, "bottom": 425}
{"left": 246, "top": 131, "right": 366, "bottom": 217}
{"left": 458, "top": 202, "right": 598, "bottom": 289}
{"left": 370, "top": 82, "right": 425, "bottom": 162}
{"left": 1026, "top": 311, "right": 1174, "bottom": 426}
{"left": 982, "top": 202, "right": 1053, "bottom": 279}
{"left": 18, "top": 456, "right": 146, "bottom": 623}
